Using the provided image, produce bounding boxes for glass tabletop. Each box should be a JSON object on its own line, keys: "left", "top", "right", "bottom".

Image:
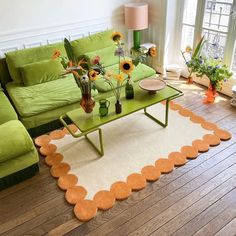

{"left": 66, "top": 83, "right": 182, "bottom": 132}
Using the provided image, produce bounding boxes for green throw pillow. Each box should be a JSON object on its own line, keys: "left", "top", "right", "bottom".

{"left": 20, "top": 60, "right": 64, "bottom": 86}
{"left": 84, "top": 45, "right": 119, "bottom": 67}
{"left": 70, "top": 29, "right": 114, "bottom": 56}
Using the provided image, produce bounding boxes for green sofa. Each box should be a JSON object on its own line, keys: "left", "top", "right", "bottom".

{"left": 0, "top": 86, "right": 39, "bottom": 190}
{"left": 0, "top": 29, "right": 156, "bottom": 136}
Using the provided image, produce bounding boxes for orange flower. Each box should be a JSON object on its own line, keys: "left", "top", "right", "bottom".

{"left": 111, "top": 31, "right": 123, "bottom": 42}
{"left": 68, "top": 60, "right": 73, "bottom": 67}
{"left": 52, "top": 50, "right": 61, "bottom": 60}
{"left": 148, "top": 47, "right": 157, "bottom": 57}
{"left": 88, "top": 70, "right": 99, "bottom": 81}
{"left": 115, "top": 74, "right": 125, "bottom": 81}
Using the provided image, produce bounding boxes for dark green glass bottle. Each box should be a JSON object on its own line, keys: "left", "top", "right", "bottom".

{"left": 125, "top": 81, "right": 134, "bottom": 99}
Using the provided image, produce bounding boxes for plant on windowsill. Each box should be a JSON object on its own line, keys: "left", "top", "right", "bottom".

{"left": 181, "top": 36, "right": 206, "bottom": 84}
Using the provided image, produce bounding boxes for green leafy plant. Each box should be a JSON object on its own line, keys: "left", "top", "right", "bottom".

{"left": 181, "top": 36, "right": 206, "bottom": 78}
{"left": 196, "top": 57, "right": 233, "bottom": 89}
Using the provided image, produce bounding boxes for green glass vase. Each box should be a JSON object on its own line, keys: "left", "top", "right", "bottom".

{"left": 125, "top": 81, "right": 134, "bottom": 99}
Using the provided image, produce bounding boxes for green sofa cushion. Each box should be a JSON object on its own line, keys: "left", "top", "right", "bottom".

{"left": 70, "top": 29, "right": 114, "bottom": 56}
{"left": 94, "top": 62, "right": 156, "bottom": 92}
{"left": 0, "top": 120, "right": 35, "bottom": 163}
{"left": 85, "top": 45, "right": 119, "bottom": 67}
{"left": 6, "top": 74, "right": 82, "bottom": 117}
{"left": 20, "top": 59, "right": 64, "bottom": 86}
{"left": 0, "top": 91, "right": 18, "bottom": 125}
{"left": 5, "top": 43, "right": 66, "bottom": 83}
{"left": 0, "top": 149, "right": 38, "bottom": 178}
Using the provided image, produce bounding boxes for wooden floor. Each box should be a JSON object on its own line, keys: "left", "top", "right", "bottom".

{"left": 0, "top": 80, "right": 236, "bottom": 236}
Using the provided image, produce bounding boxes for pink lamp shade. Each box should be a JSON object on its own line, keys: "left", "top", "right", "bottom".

{"left": 124, "top": 3, "right": 148, "bottom": 30}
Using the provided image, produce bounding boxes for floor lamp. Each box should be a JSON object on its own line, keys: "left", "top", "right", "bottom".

{"left": 124, "top": 3, "right": 148, "bottom": 49}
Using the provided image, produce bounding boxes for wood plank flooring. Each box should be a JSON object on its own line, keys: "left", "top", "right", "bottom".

{"left": 0, "top": 80, "right": 236, "bottom": 236}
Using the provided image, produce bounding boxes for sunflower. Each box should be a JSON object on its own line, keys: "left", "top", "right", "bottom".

{"left": 119, "top": 60, "right": 134, "bottom": 74}
{"left": 88, "top": 70, "right": 99, "bottom": 81}
{"left": 148, "top": 47, "right": 157, "bottom": 57}
{"left": 52, "top": 50, "right": 61, "bottom": 60}
{"left": 115, "top": 74, "right": 125, "bottom": 81}
{"left": 111, "top": 31, "right": 123, "bottom": 42}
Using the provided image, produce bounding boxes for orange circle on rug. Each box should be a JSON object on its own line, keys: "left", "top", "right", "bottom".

{"left": 110, "top": 181, "right": 132, "bottom": 200}
{"left": 203, "top": 134, "right": 221, "bottom": 146}
{"left": 45, "top": 153, "right": 63, "bottom": 166}
{"left": 93, "top": 190, "right": 115, "bottom": 210}
{"left": 49, "top": 130, "right": 65, "bottom": 140}
{"left": 58, "top": 174, "right": 78, "bottom": 190}
{"left": 180, "top": 146, "right": 198, "bottom": 159}
{"left": 155, "top": 158, "right": 174, "bottom": 173}
{"left": 65, "top": 186, "right": 87, "bottom": 205}
{"left": 39, "top": 144, "right": 57, "bottom": 156}
{"left": 50, "top": 162, "right": 70, "bottom": 178}
{"left": 192, "top": 139, "right": 209, "bottom": 153}
{"left": 214, "top": 129, "right": 232, "bottom": 141}
{"left": 74, "top": 200, "right": 97, "bottom": 222}
{"left": 126, "top": 173, "right": 147, "bottom": 191}
{"left": 170, "top": 103, "right": 182, "bottom": 111}
{"left": 34, "top": 134, "right": 51, "bottom": 147}
{"left": 168, "top": 152, "right": 187, "bottom": 166}
{"left": 63, "top": 124, "right": 79, "bottom": 135}
{"left": 178, "top": 108, "right": 193, "bottom": 117}
{"left": 201, "top": 122, "right": 218, "bottom": 131}
{"left": 190, "top": 115, "right": 205, "bottom": 124}
{"left": 141, "top": 165, "right": 161, "bottom": 182}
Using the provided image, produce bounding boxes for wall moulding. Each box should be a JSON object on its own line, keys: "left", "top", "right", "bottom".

{"left": 0, "top": 13, "right": 123, "bottom": 58}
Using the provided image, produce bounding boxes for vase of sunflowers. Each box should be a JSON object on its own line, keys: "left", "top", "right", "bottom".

{"left": 52, "top": 39, "right": 105, "bottom": 113}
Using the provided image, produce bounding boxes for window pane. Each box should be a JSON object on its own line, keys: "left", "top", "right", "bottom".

{"left": 182, "top": 0, "right": 198, "bottom": 25}
{"left": 203, "top": 0, "right": 233, "bottom": 32}
{"left": 181, "top": 25, "right": 195, "bottom": 50}
{"left": 202, "top": 29, "right": 227, "bottom": 59}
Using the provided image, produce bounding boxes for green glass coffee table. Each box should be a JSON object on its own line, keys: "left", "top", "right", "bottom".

{"left": 60, "top": 83, "right": 183, "bottom": 156}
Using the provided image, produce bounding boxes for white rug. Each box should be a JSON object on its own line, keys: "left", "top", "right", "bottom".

{"left": 50, "top": 103, "right": 210, "bottom": 199}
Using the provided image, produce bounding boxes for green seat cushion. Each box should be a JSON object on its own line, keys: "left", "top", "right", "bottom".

{"left": 20, "top": 59, "right": 64, "bottom": 86}
{"left": 0, "top": 148, "right": 38, "bottom": 178}
{"left": 84, "top": 45, "right": 119, "bottom": 67}
{"left": 94, "top": 62, "right": 156, "bottom": 92}
{"left": 6, "top": 75, "right": 82, "bottom": 117}
{"left": 70, "top": 29, "right": 114, "bottom": 56}
{"left": 5, "top": 43, "right": 66, "bottom": 83}
{"left": 0, "top": 91, "right": 18, "bottom": 124}
{"left": 0, "top": 120, "right": 35, "bottom": 163}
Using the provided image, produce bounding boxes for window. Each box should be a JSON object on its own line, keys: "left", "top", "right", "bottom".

{"left": 180, "top": 0, "right": 236, "bottom": 74}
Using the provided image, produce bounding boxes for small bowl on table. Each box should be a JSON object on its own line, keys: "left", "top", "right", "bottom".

{"left": 139, "top": 78, "right": 167, "bottom": 94}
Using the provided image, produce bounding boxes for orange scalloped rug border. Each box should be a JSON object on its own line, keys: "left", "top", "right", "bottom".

{"left": 35, "top": 101, "right": 232, "bottom": 222}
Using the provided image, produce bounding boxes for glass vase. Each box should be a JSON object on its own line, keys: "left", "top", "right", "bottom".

{"left": 80, "top": 93, "right": 95, "bottom": 113}
{"left": 125, "top": 81, "right": 134, "bottom": 99}
{"left": 115, "top": 100, "right": 122, "bottom": 114}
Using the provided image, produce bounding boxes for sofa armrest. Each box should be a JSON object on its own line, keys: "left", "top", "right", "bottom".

{"left": 0, "top": 90, "right": 18, "bottom": 124}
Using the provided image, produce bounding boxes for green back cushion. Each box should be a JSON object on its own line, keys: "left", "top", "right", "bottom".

{"left": 85, "top": 45, "right": 119, "bottom": 67}
{"left": 20, "top": 60, "right": 64, "bottom": 86}
{"left": 5, "top": 43, "right": 66, "bottom": 83}
{"left": 70, "top": 29, "right": 114, "bottom": 57}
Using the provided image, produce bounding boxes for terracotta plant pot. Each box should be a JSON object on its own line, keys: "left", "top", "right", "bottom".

{"left": 204, "top": 82, "right": 218, "bottom": 104}
{"left": 186, "top": 76, "right": 193, "bottom": 84}
{"left": 80, "top": 93, "right": 95, "bottom": 113}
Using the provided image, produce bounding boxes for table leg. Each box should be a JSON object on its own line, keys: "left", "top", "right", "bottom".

{"left": 144, "top": 99, "right": 169, "bottom": 127}
{"left": 60, "top": 115, "right": 104, "bottom": 156}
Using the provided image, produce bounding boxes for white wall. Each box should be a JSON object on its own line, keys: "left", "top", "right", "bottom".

{"left": 0, "top": 0, "right": 130, "bottom": 56}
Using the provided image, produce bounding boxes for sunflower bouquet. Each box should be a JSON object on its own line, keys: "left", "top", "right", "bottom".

{"left": 104, "top": 32, "right": 135, "bottom": 103}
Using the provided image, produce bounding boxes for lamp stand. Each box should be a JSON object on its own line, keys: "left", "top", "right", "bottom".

{"left": 133, "top": 30, "right": 141, "bottom": 49}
